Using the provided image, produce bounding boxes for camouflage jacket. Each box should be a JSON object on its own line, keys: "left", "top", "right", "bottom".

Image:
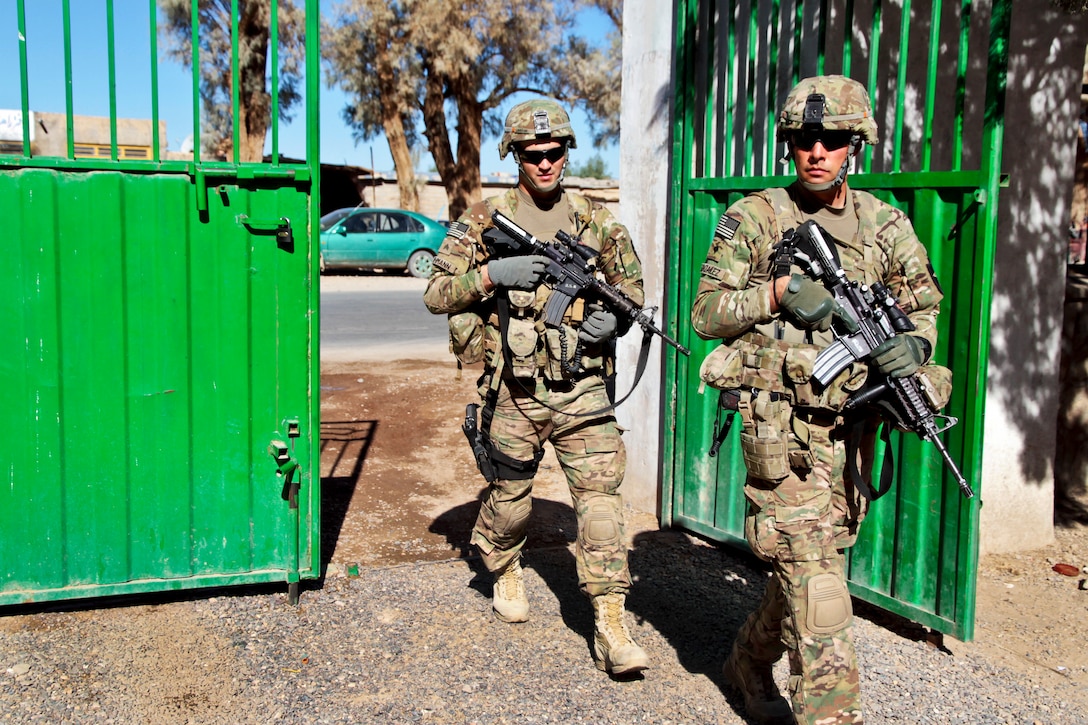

{"left": 423, "top": 188, "right": 644, "bottom": 378}
{"left": 690, "top": 183, "right": 943, "bottom": 408}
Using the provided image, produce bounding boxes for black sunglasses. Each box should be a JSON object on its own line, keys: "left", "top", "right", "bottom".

{"left": 518, "top": 146, "right": 567, "bottom": 165}
{"left": 791, "top": 130, "right": 855, "bottom": 151}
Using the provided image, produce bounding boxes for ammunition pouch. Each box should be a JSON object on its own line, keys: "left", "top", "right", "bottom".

{"left": 449, "top": 309, "right": 485, "bottom": 365}
{"left": 701, "top": 333, "right": 867, "bottom": 412}
{"left": 737, "top": 390, "right": 794, "bottom": 481}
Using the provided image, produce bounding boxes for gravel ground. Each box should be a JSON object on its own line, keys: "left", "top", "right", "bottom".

{"left": 3, "top": 275, "right": 1086, "bottom": 723}
{"left": 2, "top": 527, "right": 1085, "bottom": 724}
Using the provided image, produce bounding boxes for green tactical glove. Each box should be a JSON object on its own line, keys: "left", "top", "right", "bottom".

{"left": 578, "top": 306, "right": 618, "bottom": 344}
{"left": 487, "top": 255, "right": 550, "bottom": 290}
{"left": 872, "top": 335, "right": 927, "bottom": 378}
{"left": 778, "top": 274, "right": 858, "bottom": 333}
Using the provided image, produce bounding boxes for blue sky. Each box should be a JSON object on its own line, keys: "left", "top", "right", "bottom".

{"left": 0, "top": 2, "right": 619, "bottom": 177}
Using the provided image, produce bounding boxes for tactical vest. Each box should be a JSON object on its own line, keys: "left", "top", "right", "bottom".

{"left": 700, "top": 187, "right": 894, "bottom": 411}
{"left": 448, "top": 190, "right": 612, "bottom": 379}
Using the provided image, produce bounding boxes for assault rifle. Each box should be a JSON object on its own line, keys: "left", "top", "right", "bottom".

{"left": 487, "top": 211, "right": 691, "bottom": 365}
{"left": 775, "top": 220, "right": 974, "bottom": 499}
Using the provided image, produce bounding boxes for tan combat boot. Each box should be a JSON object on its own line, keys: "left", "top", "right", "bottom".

{"left": 491, "top": 558, "right": 529, "bottom": 623}
{"left": 591, "top": 592, "right": 649, "bottom": 675}
{"left": 722, "top": 646, "right": 793, "bottom": 725}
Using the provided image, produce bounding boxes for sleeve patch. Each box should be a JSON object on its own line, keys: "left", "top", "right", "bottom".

{"left": 715, "top": 216, "right": 741, "bottom": 241}
{"left": 447, "top": 221, "right": 470, "bottom": 240}
{"left": 700, "top": 262, "right": 725, "bottom": 281}
{"left": 433, "top": 256, "right": 457, "bottom": 274}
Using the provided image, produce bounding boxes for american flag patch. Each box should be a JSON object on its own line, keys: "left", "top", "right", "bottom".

{"left": 715, "top": 216, "right": 740, "bottom": 240}
{"left": 447, "top": 221, "right": 470, "bottom": 240}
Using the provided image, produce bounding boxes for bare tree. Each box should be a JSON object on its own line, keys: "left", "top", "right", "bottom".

{"left": 323, "top": 0, "right": 421, "bottom": 210}
{"left": 159, "top": 0, "right": 304, "bottom": 162}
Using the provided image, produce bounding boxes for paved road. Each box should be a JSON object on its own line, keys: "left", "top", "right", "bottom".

{"left": 319, "top": 272, "right": 449, "bottom": 361}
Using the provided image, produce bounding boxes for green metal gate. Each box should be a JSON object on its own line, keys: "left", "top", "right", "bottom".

{"left": 664, "top": 0, "right": 1010, "bottom": 640}
{"left": 0, "top": 0, "right": 321, "bottom": 606}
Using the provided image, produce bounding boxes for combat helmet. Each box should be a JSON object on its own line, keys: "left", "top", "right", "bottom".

{"left": 499, "top": 97, "right": 578, "bottom": 159}
{"left": 777, "top": 75, "right": 877, "bottom": 192}
{"left": 776, "top": 75, "right": 878, "bottom": 145}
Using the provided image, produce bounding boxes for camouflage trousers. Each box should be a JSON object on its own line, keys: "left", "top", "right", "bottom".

{"left": 738, "top": 399, "right": 873, "bottom": 725}
{"left": 471, "top": 374, "right": 631, "bottom": 597}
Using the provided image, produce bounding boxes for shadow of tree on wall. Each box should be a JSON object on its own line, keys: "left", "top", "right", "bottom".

{"left": 991, "top": 8, "right": 1088, "bottom": 516}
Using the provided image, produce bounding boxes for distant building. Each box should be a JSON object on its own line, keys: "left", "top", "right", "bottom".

{"left": 0, "top": 109, "right": 167, "bottom": 160}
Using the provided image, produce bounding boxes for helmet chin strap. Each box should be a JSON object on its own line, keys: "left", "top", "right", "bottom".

{"left": 799, "top": 155, "right": 850, "bottom": 193}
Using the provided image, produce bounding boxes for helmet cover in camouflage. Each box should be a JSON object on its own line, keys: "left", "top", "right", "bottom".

{"left": 777, "top": 75, "right": 879, "bottom": 145}
{"left": 499, "top": 97, "right": 578, "bottom": 159}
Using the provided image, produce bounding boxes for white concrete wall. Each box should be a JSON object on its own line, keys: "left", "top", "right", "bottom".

{"left": 977, "top": 8, "right": 1087, "bottom": 554}
{"left": 615, "top": 0, "right": 675, "bottom": 515}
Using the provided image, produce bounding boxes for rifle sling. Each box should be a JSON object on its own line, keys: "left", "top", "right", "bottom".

{"left": 846, "top": 419, "right": 895, "bottom": 500}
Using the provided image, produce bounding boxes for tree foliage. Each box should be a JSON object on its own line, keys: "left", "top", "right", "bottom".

{"left": 324, "top": 0, "right": 621, "bottom": 219}
{"left": 567, "top": 153, "right": 610, "bottom": 179}
{"left": 159, "top": 0, "right": 304, "bottom": 162}
{"left": 562, "top": 0, "right": 623, "bottom": 147}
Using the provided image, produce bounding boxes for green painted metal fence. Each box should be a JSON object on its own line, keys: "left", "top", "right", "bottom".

{"left": 0, "top": 0, "right": 321, "bottom": 606}
{"left": 665, "top": 0, "right": 1010, "bottom": 640}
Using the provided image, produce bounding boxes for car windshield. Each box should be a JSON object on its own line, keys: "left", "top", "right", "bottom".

{"left": 319, "top": 208, "right": 354, "bottom": 231}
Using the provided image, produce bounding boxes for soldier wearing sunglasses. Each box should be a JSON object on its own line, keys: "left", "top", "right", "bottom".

{"left": 424, "top": 97, "right": 649, "bottom": 676}
{"left": 691, "top": 76, "right": 946, "bottom": 724}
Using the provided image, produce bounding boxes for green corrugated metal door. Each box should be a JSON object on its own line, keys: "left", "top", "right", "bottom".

{"left": 664, "top": 0, "right": 1010, "bottom": 640}
{"left": 0, "top": 0, "right": 322, "bottom": 606}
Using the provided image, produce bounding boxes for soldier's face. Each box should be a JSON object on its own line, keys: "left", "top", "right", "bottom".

{"left": 791, "top": 132, "right": 854, "bottom": 187}
{"left": 516, "top": 141, "right": 567, "bottom": 197}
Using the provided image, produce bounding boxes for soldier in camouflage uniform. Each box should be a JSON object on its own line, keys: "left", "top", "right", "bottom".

{"left": 691, "top": 76, "right": 945, "bottom": 724}
{"left": 423, "top": 97, "right": 649, "bottom": 676}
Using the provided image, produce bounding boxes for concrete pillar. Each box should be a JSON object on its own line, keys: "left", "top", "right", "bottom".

{"left": 615, "top": 0, "right": 675, "bottom": 515}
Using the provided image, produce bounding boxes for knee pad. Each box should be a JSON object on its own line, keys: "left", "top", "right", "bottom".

{"left": 805, "top": 572, "right": 852, "bottom": 635}
{"left": 480, "top": 489, "right": 533, "bottom": 549}
{"left": 495, "top": 495, "right": 532, "bottom": 546}
{"left": 581, "top": 494, "right": 622, "bottom": 547}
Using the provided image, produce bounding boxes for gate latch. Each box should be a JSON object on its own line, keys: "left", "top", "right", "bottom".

{"left": 268, "top": 439, "right": 300, "bottom": 508}
{"left": 240, "top": 215, "right": 294, "bottom": 249}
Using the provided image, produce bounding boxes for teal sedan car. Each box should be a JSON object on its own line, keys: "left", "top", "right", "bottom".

{"left": 319, "top": 207, "right": 448, "bottom": 278}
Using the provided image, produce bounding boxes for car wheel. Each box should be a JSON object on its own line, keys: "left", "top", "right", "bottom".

{"left": 407, "top": 250, "right": 435, "bottom": 279}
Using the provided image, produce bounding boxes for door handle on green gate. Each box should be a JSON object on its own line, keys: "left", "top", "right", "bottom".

{"left": 239, "top": 215, "right": 294, "bottom": 247}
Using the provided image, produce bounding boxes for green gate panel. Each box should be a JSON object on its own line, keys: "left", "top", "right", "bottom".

{"left": 666, "top": 0, "right": 1010, "bottom": 640}
{"left": 1, "top": 0, "right": 322, "bottom": 606}
{"left": 0, "top": 169, "right": 318, "bottom": 604}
